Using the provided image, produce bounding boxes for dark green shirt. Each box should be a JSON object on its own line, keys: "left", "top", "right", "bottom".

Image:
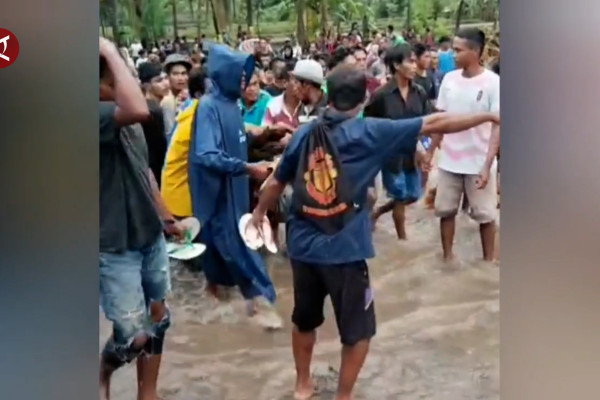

{"left": 100, "top": 101, "right": 163, "bottom": 253}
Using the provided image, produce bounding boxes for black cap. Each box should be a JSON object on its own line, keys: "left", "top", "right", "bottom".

{"left": 138, "top": 62, "right": 163, "bottom": 84}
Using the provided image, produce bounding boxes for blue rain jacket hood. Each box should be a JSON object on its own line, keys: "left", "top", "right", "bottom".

{"left": 207, "top": 44, "right": 255, "bottom": 100}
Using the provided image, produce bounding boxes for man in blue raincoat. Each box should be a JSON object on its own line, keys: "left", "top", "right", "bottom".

{"left": 188, "top": 44, "right": 277, "bottom": 315}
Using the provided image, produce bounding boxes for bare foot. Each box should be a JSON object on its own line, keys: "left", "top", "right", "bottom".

{"left": 206, "top": 283, "right": 219, "bottom": 299}
{"left": 294, "top": 379, "right": 316, "bottom": 400}
{"left": 442, "top": 252, "right": 455, "bottom": 262}
{"left": 249, "top": 301, "right": 284, "bottom": 330}
{"left": 246, "top": 300, "right": 258, "bottom": 317}
{"left": 443, "top": 257, "right": 456, "bottom": 266}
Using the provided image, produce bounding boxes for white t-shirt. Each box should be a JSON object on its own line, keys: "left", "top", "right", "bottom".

{"left": 130, "top": 42, "right": 143, "bottom": 57}
{"left": 135, "top": 57, "right": 148, "bottom": 68}
{"left": 436, "top": 68, "right": 500, "bottom": 175}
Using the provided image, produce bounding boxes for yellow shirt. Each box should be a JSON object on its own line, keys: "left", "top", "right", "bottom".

{"left": 161, "top": 100, "right": 198, "bottom": 218}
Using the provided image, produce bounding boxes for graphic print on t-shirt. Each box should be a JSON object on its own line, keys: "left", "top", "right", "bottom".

{"left": 292, "top": 120, "right": 357, "bottom": 235}
{"left": 303, "top": 146, "right": 346, "bottom": 215}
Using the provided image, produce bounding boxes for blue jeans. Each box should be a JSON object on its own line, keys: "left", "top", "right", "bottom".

{"left": 99, "top": 234, "right": 171, "bottom": 367}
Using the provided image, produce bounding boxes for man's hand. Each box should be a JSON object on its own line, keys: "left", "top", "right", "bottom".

{"left": 246, "top": 162, "right": 272, "bottom": 181}
{"left": 490, "top": 112, "right": 500, "bottom": 125}
{"left": 279, "top": 133, "right": 293, "bottom": 147}
{"left": 268, "top": 122, "right": 295, "bottom": 139}
{"left": 421, "top": 151, "right": 434, "bottom": 173}
{"left": 245, "top": 124, "right": 264, "bottom": 137}
{"left": 475, "top": 167, "right": 491, "bottom": 189}
{"left": 248, "top": 209, "right": 266, "bottom": 242}
{"left": 164, "top": 220, "right": 186, "bottom": 242}
{"left": 177, "top": 89, "right": 189, "bottom": 103}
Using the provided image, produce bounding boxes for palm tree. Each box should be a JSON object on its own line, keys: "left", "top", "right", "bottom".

{"left": 297, "top": 0, "right": 307, "bottom": 46}
{"left": 171, "top": 0, "right": 179, "bottom": 38}
{"left": 246, "top": 0, "right": 253, "bottom": 28}
{"left": 210, "top": 0, "right": 230, "bottom": 37}
{"left": 320, "top": 0, "right": 328, "bottom": 33}
{"left": 106, "top": 0, "right": 121, "bottom": 45}
{"left": 454, "top": 0, "right": 466, "bottom": 34}
{"left": 197, "top": 0, "right": 203, "bottom": 37}
{"left": 188, "top": 0, "right": 196, "bottom": 20}
{"left": 405, "top": 0, "right": 412, "bottom": 29}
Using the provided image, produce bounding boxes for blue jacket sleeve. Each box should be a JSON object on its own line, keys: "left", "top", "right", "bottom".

{"left": 190, "top": 103, "right": 247, "bottom": 176}
{"left": 364, "top": 117, "right": 424, "bottom": 160}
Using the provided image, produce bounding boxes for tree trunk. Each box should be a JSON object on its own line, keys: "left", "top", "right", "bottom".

{"left": 296, "top": 0, "right": 307, "bottom": 47}
{"left": 256, "top": 0, "right": 261, "bottom": 35}
{"left": 223, "top": 0, "right": 231, "bottom": 23}
{"left": 106, "top": 0, "right": 121, "bottom": 46}
{"left": 172, "top": 0, "right": 179, "bottom": 39}
{"left": 320, "top": 0, "right": 328, "bottom": 33}
{"left": 188, "top": 0, "right": 196, "bottom": 19}
{"left": 405, "top": 0, "right": 412, "bottom": 29}
{"left": 246, "top": 0, "right": 253, "bottom": 28}
{"left": 133, "top": 0, "right": 149, "bottom": 46}
{"left": 493, "top": 0, "right": 499, "bottom": 30}
{"left": 197, "top": 0, "right": 203, "bottom": 37}
{"left": 210, "top": 0, "right": 230, "bottom": 37}
{"left": 205, "top": 0, "right": 210, "bottom": 33}
{"left": 100, "top": 11, "right": 107, "bottom": 37}
{"left": 454, "top": 0, "right": 466, "bottom": 34}
{"left": 362, "top": 1, "right": 369, "bottom": 38}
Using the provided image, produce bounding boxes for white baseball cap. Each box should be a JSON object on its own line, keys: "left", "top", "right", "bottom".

{"left": 292, "top": 59, "right": 324, "bottom": 86}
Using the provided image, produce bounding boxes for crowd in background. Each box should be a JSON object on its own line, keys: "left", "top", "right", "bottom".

{"left": 120, "top": 23, "right": 500, "bottom": 190}
{"left": 99, "top": 23, "right": 500, "bottom": 400}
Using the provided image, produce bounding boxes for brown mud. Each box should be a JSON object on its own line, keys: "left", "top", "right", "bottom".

{"left": 100, "top": 202, "right": 499, "bottom": 400}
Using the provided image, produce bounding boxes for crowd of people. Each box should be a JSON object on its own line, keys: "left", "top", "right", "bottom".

{"left": 100, "top": 24, "right": 500, "bottom": 400}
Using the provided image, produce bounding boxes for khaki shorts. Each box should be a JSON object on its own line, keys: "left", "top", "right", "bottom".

{"left": 434, "top": 168, "right": 498, "bottom": 223}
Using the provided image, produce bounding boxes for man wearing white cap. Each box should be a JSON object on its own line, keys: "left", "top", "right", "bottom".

{"left": 292, "top": 59, "right": 327, "bottom": 119}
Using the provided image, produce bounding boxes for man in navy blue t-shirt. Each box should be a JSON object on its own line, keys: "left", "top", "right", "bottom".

{"left": 250, "top": 65, "right": 499, "bottom": 400}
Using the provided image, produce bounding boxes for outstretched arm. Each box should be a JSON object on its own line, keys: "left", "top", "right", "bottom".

{"left": 420, "top": 111, "right": 499, "bottom": 136}
{"left": 366, "top": 111, "right": 500, "bottom": 163}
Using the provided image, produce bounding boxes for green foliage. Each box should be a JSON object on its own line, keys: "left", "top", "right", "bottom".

{"left": 100, "top": 0, "right": 497, "bottom": 42}
{"left": 142, "top": 0, "right": 170, "bottom": 39}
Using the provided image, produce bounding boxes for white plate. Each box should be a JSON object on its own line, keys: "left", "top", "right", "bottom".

{"left": 166, "top": 242, "right": 206, "bottom": 260}
{"left": 238, "top": 213, "right": 264, "bottom": 250}
{"left": 261, "top": 218, "right": 278, "bottom": 254}
{"left": 179, "top": 217, "right": 201, "bottom": 240}
{"left": 298, "top": 115, "right": 317, "bottom": 125}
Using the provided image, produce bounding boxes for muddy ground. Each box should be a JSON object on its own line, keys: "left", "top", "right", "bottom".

{"left": 100, "top": 202, "right": 500, "bottom": 400}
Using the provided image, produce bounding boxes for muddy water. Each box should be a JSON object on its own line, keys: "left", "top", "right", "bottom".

{"left": 100, "top": 203, "right": 500, "bottom": 400}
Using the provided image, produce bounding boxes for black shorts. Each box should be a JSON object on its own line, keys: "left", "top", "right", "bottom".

{"left": 291, "top": 259, "right": 376, "bottom": 346}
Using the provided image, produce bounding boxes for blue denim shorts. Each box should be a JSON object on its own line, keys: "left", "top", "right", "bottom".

{"left": 382, "top": 168, "right": 423, "bottom": 203}
{"left": 100, "top": 234, "right": 171, "bottom": 361}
